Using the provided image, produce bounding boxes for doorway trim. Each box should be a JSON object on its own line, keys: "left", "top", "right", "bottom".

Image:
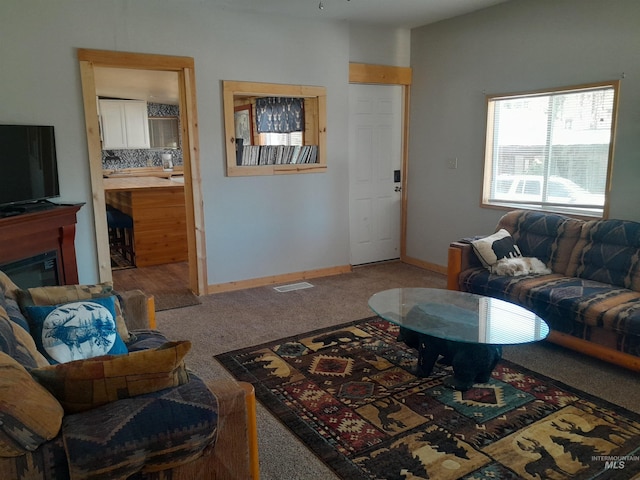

{"left": 78, "top": 48, "right": 207, "bottom": 295}
{"left": 348, "top": 63, "right": 412, "bottom": 260}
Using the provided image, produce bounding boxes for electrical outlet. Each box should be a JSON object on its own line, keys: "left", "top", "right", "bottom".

{"left": 447, "top": 157, "right": 458, "bottom": 169}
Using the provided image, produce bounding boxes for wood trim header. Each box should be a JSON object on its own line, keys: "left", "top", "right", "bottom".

{"left": 77, "top": 49, "right": 194, "bottom": 70}
{"left": 349, "top": 63, "right": 412, "bottom": 85}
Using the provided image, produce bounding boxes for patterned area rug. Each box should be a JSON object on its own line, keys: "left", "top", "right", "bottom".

{"left": 216, "top": 317, "right": 640, "bottom": 479}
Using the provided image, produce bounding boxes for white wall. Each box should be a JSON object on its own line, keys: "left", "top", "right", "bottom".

{"left": 349, "top": 24, "right": 411, "bottom": 67}
{"left": 0, "top": 0, "right": 409, "bottom": 285}
{"left": 407, "top": 0, "right": 640, "bottom": 268}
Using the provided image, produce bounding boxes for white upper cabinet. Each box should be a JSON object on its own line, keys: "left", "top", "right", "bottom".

{"left": 99, "top": 99, "right": 150, "bottom": 149}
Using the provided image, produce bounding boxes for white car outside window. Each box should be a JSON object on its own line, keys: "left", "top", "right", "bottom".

{"left": 494, "top": 175, "right": 604, "bottom": 206}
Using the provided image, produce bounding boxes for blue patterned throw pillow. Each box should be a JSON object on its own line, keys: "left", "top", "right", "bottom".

{"left": 25, "top": 296, "right": 127, "bottom": 365}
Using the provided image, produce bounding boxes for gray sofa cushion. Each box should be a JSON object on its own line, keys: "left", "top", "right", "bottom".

{"left": 460, "top": 267, "right": 640, "bottom": 357}
{"left": 497, "top": 210, "right": 583, "bottom": 275}
{"left": 62, "top": 374, "right": 218, "bottom": 480}
{"left": 0, "top": 436, "right": 69, "bottom": 480}
{"left": 566, "top": 219, "right": 640, "bottom": 290}
{"left": 0, "top": 290, "right": 48, "bottom": 369}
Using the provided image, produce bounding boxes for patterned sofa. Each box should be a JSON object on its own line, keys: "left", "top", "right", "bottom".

{"left": 447, "top": 209, "right": 640, "bottom": 372}
{"left": 0, "top": 271, "right": 258, "bottom": 480}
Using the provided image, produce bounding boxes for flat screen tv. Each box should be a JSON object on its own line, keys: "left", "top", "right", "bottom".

{"left": 0, "top": 125, "right": 60, "bottom": 208}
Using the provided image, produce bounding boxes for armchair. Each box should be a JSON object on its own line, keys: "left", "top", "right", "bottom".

{"left": 0, "top": 271, "right": 258, "bottom": 479}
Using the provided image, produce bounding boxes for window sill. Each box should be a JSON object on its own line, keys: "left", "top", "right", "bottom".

{"left": 227, "top": 163, "right": 327, "bottom": 177}
{"left": 482, "top": 201, "right": 605, "bottom": 219}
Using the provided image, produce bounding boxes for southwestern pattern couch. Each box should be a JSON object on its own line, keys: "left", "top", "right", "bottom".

{"left": 0, "top": 271, "right": 258, "bottom": 480}
{"left": 447, "top": 209, "right": 640, "bottom": 371}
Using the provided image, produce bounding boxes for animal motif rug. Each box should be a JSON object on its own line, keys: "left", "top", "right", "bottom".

{"left": 216, "top": 317, "right": 640, "bottom": 479}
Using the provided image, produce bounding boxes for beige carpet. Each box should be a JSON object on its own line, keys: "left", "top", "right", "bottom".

{"left": 154, "top": 261, "right": 640, "bottom": 480}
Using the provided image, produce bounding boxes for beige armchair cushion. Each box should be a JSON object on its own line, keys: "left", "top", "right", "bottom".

{"left": 0, "top": 352, "right": 63, "bottom": 457}
{"left": 30, "top": 341, "right": 191, "bottom": 414}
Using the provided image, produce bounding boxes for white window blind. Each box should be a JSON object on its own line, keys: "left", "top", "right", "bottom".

{"left": 259, "top": 131, "right": 303, "bottom": 146}
{"left": 483, "top": 81, "right": 618, "bottom": 217}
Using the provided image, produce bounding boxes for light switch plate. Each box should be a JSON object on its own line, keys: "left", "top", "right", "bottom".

{"left": 447, "top": 157, "right": 458, "bottom": 169}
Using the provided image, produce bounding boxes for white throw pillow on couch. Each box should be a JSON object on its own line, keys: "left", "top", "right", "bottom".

{"left": 471, "top": 229, "right": 522, "bottom": 269}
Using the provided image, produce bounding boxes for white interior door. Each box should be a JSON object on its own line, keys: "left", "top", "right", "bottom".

{"left": 349, "top": 84, "right": 403, "bottom": 265}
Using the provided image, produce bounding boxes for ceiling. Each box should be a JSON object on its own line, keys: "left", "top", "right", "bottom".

{"left": 93, "top": 0, "right": 509, "bottom": 105}
{"left": 94, "top": 67, "right": 180, "bottom": 105}
{"left": 210, "top": 0, "right": 509, "bottom": 29}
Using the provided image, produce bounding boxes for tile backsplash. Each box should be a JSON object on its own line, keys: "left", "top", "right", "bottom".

{"left": 101, "top": 102, "right": 183, "bottom": 170}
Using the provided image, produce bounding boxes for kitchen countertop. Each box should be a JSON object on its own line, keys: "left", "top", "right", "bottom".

{"left": 102, "top": 166, "right": 184, "bottom": 179}
{"left": 103, "top": 175, "right": 185, "bottom": 191}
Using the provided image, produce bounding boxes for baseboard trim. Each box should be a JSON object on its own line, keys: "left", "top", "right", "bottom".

{"left": 402, "top": 255, "right": 447, "bottom": 275}
{"left": 207, "top": 265, "right": 352, "bottom": 294}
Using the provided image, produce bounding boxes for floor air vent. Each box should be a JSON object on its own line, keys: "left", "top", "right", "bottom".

{"left": 273, "top": 282, "right": 314, "bottom": 293}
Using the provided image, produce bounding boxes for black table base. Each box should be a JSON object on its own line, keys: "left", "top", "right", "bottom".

{"left": 398, "top": 327, "right": 502, "bottom": 391}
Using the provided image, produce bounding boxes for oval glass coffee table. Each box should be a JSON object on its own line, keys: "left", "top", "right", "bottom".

{"left": 368, "top": 288, "right": 549, "bottom": 391}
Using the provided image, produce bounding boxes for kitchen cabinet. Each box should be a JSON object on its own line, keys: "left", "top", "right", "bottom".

{"left": 99, "top": 99, "right": 150, "bottom": 149}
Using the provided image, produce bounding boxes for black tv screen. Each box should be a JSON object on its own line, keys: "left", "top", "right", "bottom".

{"left": 0, "top": 125, "right": 60, "bottom": 207}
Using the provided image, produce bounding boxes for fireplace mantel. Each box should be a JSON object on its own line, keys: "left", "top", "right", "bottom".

{"left": 0, "top": 203, "right": 83, "bottom": 285}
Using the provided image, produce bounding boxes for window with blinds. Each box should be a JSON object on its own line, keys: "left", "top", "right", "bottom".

{"left": 482, "top": 81, "right": 619, "bottom": 217}
{"left": 259, "top": 131, "right": 303, "bottom": 146}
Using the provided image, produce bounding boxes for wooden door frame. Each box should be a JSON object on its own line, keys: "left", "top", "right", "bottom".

{"left": 348, "top": 63, "right": 412, "bottom": 260}
{"left": 78, "top": 48, "right": 207, "bottom": 295}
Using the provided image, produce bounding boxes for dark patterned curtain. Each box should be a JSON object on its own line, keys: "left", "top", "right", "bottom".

{"left": 256, "top": 97, "right": 304, "bottom": 133}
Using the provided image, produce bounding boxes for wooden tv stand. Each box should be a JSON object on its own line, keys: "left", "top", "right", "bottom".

{"left": 0, "top": 203, "right": 83, "bottom": 285}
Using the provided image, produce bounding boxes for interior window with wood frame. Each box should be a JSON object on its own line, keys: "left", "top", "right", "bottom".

{"left": 482, "top": 81, "right": 619, "bottom": 218}
{"left": 223, "top": 80, "right": 326, "bottom": 176}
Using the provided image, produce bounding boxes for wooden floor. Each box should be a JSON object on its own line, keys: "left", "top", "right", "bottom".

{"left": 112, "top": 261, "right": 200, "bottom": 311}
{"left": 111, "top": 261, "right": 190, "bottom": 296}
